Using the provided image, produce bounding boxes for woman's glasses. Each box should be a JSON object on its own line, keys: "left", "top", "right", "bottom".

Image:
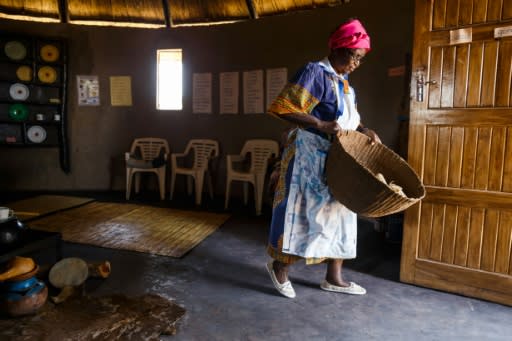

{"left": 349, "top": 53, "right": 364, "bottom": 65}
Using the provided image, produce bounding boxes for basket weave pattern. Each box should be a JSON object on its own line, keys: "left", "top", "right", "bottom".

{"left": 326, "top": 130, "right": 425, "bottom": 218}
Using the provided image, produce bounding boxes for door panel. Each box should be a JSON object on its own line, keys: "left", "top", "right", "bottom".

{"left": 496, "top": 41, "right": 512, "bottom": 106}
{"left": 441, "top": 46, "right": 456, "bottom": 107}
{"left": 467, "top": 43, "right": 484, "bottom": 107}
{"left": 453, "top": 206, "right": 470, "bottom": 266}
{"left": 454, "top": 45, "right": 469, "bottom": 107}
{"left": 458, "top": 0, "right": 474, "bottom": 25}
{"left": 506, "top": 2, "right": 512, "bottom": 19}
{"left": 488, "top": 127, "right": 506, "bottom": 191}
{"left": 441, "top": 204, "right": 457, "bottom": 263}
{"left": 473, "top": 0, "right": 488, "bottom": 23}
{"left": 495, "top": 212, "right": 512, "bottom": 274}
{"left": 401, "top": 0, "right": 512, "bottom": 305}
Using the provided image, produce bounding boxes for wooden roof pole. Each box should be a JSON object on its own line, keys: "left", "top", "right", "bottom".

{"left": 58, "top": 0, "right": 68, "bottom": 23}
{"left": 245, "top": 0, "right": 258, "bottom": 19}
{"left": 162, "top": 0, "right": 172, "bottom": 28}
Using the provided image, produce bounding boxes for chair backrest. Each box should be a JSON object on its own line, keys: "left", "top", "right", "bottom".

{"left": 130, "top": 138, "right": 170, "bottom": 161}
{"left": 185, "top": 139, "right": 219, "bottom": 169}
{"left": 240, "top": 139, "right": 279, "bottom": 174}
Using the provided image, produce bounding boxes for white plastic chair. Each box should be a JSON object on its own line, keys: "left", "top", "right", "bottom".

{"left": 225, "top": 139, "right": 279, "bottom": 215}
{"left": 170, "top": 139, "right": 219, "bottom": 205}
{"left": 125, "top": 137, "right": 170, "bottom": 200}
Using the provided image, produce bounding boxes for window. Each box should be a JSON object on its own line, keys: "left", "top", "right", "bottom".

{"left": 157, "top": 49, "right": 182, "bottom": 110}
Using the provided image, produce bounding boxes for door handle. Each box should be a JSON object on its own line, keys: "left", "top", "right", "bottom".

{"left": 415, "top": 68, "right": 437, "bottom": 102}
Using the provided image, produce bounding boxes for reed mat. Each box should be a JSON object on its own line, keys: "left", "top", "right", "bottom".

{"left": 28, "top": 201, "right": 230, "bottom": 257}
{"left": 0, "top": 294, "right": 186, "bottom": 340}
{"left": 7, "top": 195, "right": 95, "bottom": 222}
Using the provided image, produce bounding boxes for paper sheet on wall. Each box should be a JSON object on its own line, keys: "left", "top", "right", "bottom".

{"left": 243, "top": 70, "right": 264, "bottom": 114}
{"left": 110, "top": 76, "right": 132, "bottom": 106}
{"left": 266, "top": 67, "right": 287, "bottom": 109}
{"left": 77, "top": 75, "right": 100, "bottom": 106}
{"left": 219, "top": 72, "right": 239, "bottom": 114}
{"left": 193, "top": 73, "right": 212, "bottom": 114}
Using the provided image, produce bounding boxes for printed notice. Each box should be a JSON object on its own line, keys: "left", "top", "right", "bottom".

{"left": 449, "top": 28, "right": 472, "bottom": 45}
{"left": 77, "top": 75, "right": 100, "bottom": 106}
{"left": 266, "top": 67, "right": 287, "bottom": 109}
{"left": 243, "top": 70, "right": 264, "bottom": 114}
{"left": 495, "top": 26, "right": 512, "bottom": 39}
{"left": 110, "top": 76, "right": 132, "bottom": 106}
{"left": 220, "top": 72, "right": 239, "bottom": 114}
{"left": 193, "top": 73, "right": 212, "bottom": 114}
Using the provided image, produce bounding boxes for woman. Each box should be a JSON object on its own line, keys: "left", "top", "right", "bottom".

{"left": 266, "top": 19, "right": 380, "bottom": 298}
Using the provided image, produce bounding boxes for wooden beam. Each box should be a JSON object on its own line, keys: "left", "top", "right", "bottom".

{"left": 162, "top": 0, "right": 172, "bottom": 28}
{"left": 245, "top": 0, "right": 258, "bottom": 19}
{"left": 58, "top": 0, "right": 68, "bottom": 23}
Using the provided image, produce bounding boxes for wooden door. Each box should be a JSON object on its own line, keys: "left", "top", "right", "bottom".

{"left": 400, "top": 0, "right": 512, "bottom": 305}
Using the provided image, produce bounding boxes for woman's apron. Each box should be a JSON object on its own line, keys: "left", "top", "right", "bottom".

{"left": 281, "top": 83, "right": 361, "bottom": 259}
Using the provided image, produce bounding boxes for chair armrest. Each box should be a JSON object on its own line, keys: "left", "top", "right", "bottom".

{"left": 229, "top": 155, "right": 244, "bottom": 161}
{"left": 227, "top": 155, "right": 245, "bottom": 163}
{"left": 125, "top": 152, "right": 133, "bottom": 161}
{"left": 171, "top": 152, "right": 189, "bottom": 167}
{"left": 226, "top": 154, "right": 245, "bottom": 171}
{"left": 171, "top": 152, "right": 187, "bottom": 159}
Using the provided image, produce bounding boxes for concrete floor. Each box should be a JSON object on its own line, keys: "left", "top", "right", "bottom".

{"left": 3, "top": 191, "right": 512, "bottom": 340}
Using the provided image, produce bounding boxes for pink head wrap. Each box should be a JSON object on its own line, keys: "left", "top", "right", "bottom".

{"left": 328, "top": 19, "right": 371, "bottom": 51}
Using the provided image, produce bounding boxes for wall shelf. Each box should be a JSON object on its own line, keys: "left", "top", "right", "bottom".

{"left": 0, "top": 33, "right": 69, "bottom": 173}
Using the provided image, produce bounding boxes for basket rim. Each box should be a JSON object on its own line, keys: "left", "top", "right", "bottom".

{"left": 334, "top": 130, "right": 426, "bottom": 201}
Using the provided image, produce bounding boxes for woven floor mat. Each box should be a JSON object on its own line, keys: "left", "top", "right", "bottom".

{"left": 28, "top": 201, "right": 231, "bottom": 257}
{"left": 6, "top": 195, "right": 95, "bottom": 222}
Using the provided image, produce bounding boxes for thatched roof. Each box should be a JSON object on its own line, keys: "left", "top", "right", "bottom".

{"left": 0, "top": 0, "right": 351, "bottom": 28}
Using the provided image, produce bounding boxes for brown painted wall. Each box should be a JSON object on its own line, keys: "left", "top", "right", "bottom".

{"left": 0, "top": 1, "right": 414, "bottom": 194}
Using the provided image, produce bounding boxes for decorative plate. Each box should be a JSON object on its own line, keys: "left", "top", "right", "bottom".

{"left": 8, "top": 103, "right": 29, "bottom": 121}
{"left": 4, "top": 41, "right": 27, "bottom": 61}
{"left": 16, "top": 65, "right": 32, "bottom": 81}
{"left": 37, "top": 66, "right": 57, "bottom": 84}
{"left": 9, "top": 83, "right": 30, "bottom": 101}
{"left": 40, "top": 44, "right": 59, "bottom": 62}
{"left": 27, "top": 125, "right": 47, "bottom": 143}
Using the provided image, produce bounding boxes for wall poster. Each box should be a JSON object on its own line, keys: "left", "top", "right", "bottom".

{"left": 219, "top": 71, "right": 239, "bottom": 114}
{"left": 192, "top": 72, "right": 212, "bottom": 114}
{"left": 266, "top": 67, "right": 287, "bottom": 108}
{"left": 77, "top": 75, "right": 100, "bottom": 106}
{"left": 110, "top": 76, "right": 133, "bottom": 106}
{"left": 243, "top": 70, "right": 264, "bottom": 114}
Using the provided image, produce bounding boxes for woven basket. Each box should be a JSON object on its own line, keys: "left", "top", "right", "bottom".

{"left": 326, "top": 130, "right": 425, "bottom": 218}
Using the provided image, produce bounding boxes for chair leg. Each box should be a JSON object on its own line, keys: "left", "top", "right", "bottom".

{"left": 206, "top": 173, "right": 214, "bottom": 199}
{"left": 157, "top": 168, "right": 166, "bottom": 200}
{"left": 224, "top": 178, "right": 231, "bottom": 209}
{"left": 126, "top": 169, "right": 133, "bottom": 200}
{"left": 135, "top": 173, "right": 141, "bottom": 194}
{"left": 194, "top": 172, "right": 204, "bottom": 206}
{"left": 169, "top": 171, "right": 176, "bottom": 200}
{"left": 186, "top": 176, "right": 193, "bottom": 196}
{"left": 255, "top": 175, "right": 264, "bottom": 216}
{"left": 243, "top": 182, "right": 249, "bottom": 205}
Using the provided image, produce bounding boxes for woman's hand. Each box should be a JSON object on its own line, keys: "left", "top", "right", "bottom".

{"left": 316, "top": 120, "right": 341, "bottom": 134}
{"left": 361, "top": 128, "right": 381, "bottom": 145}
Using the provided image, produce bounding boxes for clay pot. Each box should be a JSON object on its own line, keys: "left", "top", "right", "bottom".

{"left": 1, "top": 277, "right": 38, "bottom": 292}
{"left": 0, "top": 280, "right": 48, "bottom": 317}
